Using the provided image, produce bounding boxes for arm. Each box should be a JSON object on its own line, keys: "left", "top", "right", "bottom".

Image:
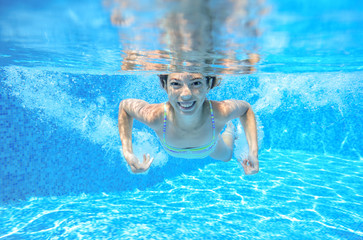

{"left": 239, "top": 104, "right": 259, "bottom": 175}
{"left": 219, "top": 100, "right": 259, "bottom": 175}
{"left": 118, "top": 99, "right": 159, "bottom": 173}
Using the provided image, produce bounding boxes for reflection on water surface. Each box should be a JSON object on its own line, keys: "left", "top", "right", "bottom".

{"left": 104, "top": 0, "right": 268, "bottom": 74}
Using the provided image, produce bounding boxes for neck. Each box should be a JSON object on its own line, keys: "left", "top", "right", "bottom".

{"left": 171, "top": 101, "right": 207, "bottom": 131}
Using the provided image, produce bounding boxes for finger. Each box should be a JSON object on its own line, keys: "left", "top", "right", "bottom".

{"left": 243, "top": 160, "right": 252, "bottom": 173}
{"left": 241, "top": 161, "right": 249, "bottom": 171}
{"left": 242, "top": 165, "right": 249, "bottom": 174}
{"left": 143, "top": 154, "right": 150, "bottom": 163}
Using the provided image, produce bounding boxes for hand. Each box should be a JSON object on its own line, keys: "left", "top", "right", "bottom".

{"left": 125, "top": 153, "right": 154, "bottom": 173}
{"left": 238, "top": 153, "right": 259, "bottom": 175}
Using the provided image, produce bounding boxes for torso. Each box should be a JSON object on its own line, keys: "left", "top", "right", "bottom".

{"left": 154, "top": 100, "right": 225, "bottom": 149}
{"left": 131, "top": 98, "right": 245, "bottom": 158}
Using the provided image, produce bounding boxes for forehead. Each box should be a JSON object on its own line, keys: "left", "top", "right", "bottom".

{"left": 168, "top": 73, "right": 203, "bottom": 80}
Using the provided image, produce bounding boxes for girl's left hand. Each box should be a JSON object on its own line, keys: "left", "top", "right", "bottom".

{"left": 238, "top": 153, "right": 259, "bottom": 175}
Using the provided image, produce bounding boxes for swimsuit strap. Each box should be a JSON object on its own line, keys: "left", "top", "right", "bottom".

{"left": 163, "top": 100, "right": 215, "bottom": 142}
{"left": 208, "top": 100, "right": 216, "bottom": 139}
{"left": 163, "top": 102, "right": 167, "bottom": 142}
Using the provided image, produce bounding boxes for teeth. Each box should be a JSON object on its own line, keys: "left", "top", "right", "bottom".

{"left": 179, "top": 102, "right": 194, "bottom": 108}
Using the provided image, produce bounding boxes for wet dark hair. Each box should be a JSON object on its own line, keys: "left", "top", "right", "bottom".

{"left": 158, "top": 74, "right": 220, "bottom": 90}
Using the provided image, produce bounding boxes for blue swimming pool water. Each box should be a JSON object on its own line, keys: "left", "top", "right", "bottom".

{"left": 1, "top": 0, "right": 362, "bottom": 239}
{"left": 1, "top": 150, "right": 362, "bottom": 239}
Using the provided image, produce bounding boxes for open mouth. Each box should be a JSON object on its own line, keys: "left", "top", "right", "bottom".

{"left": 177, "top": 101, "right": 196, "bottom": 111}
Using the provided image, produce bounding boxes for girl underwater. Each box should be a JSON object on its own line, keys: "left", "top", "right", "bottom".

{"left": 118, "top": 72, "right": 259, "bottom": 175}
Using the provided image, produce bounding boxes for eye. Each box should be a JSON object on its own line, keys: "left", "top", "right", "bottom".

{"left": 191, "top": 81, "right": 202, "bottom": 86}
{"left": 170, "top": 81, "right": 181, "bottom": 87}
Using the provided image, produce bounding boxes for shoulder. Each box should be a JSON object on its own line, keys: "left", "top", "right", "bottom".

{"left": 211, "top": 99, "right": 250, "bottom": 120}
{"left": 120, "top": 99, "right": 164, "bottom": 128}
{"left": 142, "top": 103, "right": 165, "bottom": 129}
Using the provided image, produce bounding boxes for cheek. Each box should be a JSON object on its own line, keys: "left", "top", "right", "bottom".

{"left": 166, "top": 90, "right": 178, "bottom": 101}
{"left": 193, "top": 88, "right": 207, "bottom": 97}
{"left": 167, "top": 89, "right": 177, "bottom": 97}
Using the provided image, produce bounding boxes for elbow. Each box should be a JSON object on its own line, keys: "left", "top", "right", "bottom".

{"left": 119, "top": 99, "right": 126, "bottom": 111}
{"left": 119, "top": 99, "right": 132, "bottom": 111}
{"left": 119, "top": 101, "right": 124, "bottom": 116}
{"left": 119, "top": 100, "right": 131, "bottom": 120}
{"left": 240, "top": 105, "right": 256, "bottom": 125}
{"left": 237, "top": 101, "right": 253, "bottom": 118}
{"left": 245, "top": 104, "right": 254, "bottom": 116}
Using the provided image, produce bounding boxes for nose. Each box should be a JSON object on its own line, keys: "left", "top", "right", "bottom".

{"left": 180, "top": 85, "right": 192, "bottom": 100}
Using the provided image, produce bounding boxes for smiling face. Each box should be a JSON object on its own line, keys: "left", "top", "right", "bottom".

{"left": 166, "top": 73, "right": 210, "bottom": 115}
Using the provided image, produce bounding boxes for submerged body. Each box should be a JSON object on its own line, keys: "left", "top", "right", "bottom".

{"left": 160, "top": 100, "right": 218, "bottom": 159}
{"left": 118, "top": 73, "right": 259, "bottom": 174}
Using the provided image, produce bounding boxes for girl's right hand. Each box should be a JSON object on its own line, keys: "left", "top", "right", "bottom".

{"left": 125, "top": 153, "right": 154, "bottom": 173}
